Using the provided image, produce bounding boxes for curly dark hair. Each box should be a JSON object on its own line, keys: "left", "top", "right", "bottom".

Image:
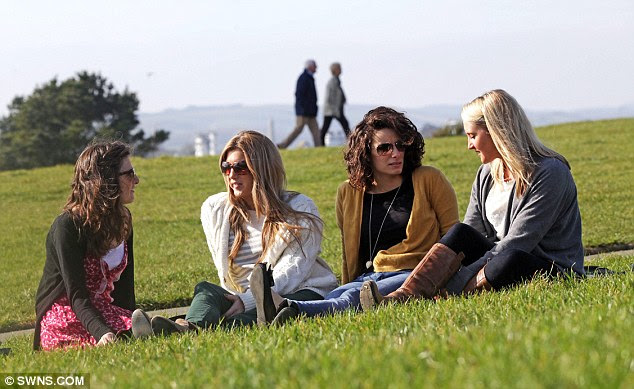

{"left": 63, "top": 140, "right": 132, "bottom": 257}
{"left": 344, "top": 106, "right": 425, "bottom": 189}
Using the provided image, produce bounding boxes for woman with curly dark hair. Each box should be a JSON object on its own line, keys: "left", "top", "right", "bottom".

{"left": 251, "top": 106, "right": 459, "bottom": 324}
{"left": 34, "top": 141, "right": 139, "bottom": 350}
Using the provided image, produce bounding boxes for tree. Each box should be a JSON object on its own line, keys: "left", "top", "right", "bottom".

{"left": 432, "top": 120, "right": 464, "bottom": 138}
{"left": 0, "top": 71, "right": 169, "bottom": 170}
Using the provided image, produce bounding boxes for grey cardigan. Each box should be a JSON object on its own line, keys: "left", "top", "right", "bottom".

{"left": 464, "top": 157, "right": 584, "bottom": 275}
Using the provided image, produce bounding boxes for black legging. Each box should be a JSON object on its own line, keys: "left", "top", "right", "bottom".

{"left": 441, "top": 223, "right": 558, "bottom": 290}
{"left": 320, "top": 115, "right": 350, "bottom": 145}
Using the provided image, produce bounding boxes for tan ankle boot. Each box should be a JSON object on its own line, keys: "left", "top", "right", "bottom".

{"left": 461, "top": 266, "right": 492, "bottom": 294}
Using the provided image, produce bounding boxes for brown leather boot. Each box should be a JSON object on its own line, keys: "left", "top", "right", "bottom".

{"left": 360, "top": 243, "right": 464, "bottom": 310}
{"left": 461, "top": 266, "right": 493, "bottom": 294}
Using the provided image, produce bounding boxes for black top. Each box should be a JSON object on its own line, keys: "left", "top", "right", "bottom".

{"left": 358, "top": 174, "right": 414, "bottom": 272}
{"left": 33, "top": 212, "right": 135, "bottom": 350}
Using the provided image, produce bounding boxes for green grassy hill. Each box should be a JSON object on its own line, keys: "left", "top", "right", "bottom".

{"left": 1, "top": 119, "right": 633, "bottom": 331}
{"left": 0, "top": 119, "right": 632, "bottom": 387}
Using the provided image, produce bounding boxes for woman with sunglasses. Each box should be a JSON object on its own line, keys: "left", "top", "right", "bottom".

{"left": 250, "top": 106, "right": 459, "bottom": 324}
{"left": 131, "top": 130, "right": 337, "bottom": 335}
{"left": 34, "top": 141, "right": 139, "bottom": 350}
{"left": 360, "top": 90, "right": 584, "bottom": 308}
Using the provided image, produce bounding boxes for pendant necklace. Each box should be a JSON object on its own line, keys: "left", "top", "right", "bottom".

{"left": 366, "top": 184, "right": 401, "bottom": 269}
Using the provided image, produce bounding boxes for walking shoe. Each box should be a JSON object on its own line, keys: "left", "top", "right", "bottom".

{"left": 131, "top": 309, "right": 153, "bottom": 338}
{"left": 359, "top": 280, "right": 383, "bottom": 311}
{"left": 250, "top": 263, "right": 276, "bottom": 326}
{"left": 115, "top": 329, "right": 133, "bottom": 341}
{"left": 271, "top": 305, "right": 300, "bottom": 326}
{"left": 151, "top": 315, "right": 190, "bottom": 336}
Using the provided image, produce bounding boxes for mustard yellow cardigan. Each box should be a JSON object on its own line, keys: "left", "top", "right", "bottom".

{"left": 336, "top": 166, "right": 459, "bottom": 283}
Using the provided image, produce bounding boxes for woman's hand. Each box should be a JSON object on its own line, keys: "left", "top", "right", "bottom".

{"left": 96, "top": 332, "right": 116, "bottom": 346}
{"left": 222, "top": 294, "right": 245, "bottom": 318}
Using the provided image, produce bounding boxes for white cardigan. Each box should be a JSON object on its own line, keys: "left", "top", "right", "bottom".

{"left": 200, "top": 192, "right": 338, "bottom": 311}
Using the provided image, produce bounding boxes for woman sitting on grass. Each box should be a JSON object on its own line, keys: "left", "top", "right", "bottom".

{"left": 34, "top": 141, "right": 140, "bottom": 350}
{"left": 360, "top": 89, "right": 584, "bottom": 308}
{"left": 250, "top": 106, "right": 459, "bottom": 325}
{"left": 131, "top": 131, "right": 337, "bottom": 335}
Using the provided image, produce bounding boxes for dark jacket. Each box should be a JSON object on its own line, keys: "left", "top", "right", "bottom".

{"left": 294, "top": 70, "right": 318, "bottom": 117}
{"left": 33, "top": 212, "right": 135, "bottom": 350}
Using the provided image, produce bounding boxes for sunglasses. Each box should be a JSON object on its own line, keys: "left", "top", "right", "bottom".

{"left": 220, "top": 160, "right": 250, "bottom": 176}
{"left": 118, "top": 167, "right": 136, "bottom": 178}
{"left": 375, "top": 141, "right": 407, "bottom": 156}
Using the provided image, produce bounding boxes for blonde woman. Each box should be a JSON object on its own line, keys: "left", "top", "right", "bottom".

{"left": 132, "top": 131, "right": 337, "bottom": 335}
{"left": 361, "top": 90, "right": 584, "bottom": 308}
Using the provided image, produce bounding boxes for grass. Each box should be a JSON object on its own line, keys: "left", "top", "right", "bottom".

{"left": 0, "top": 119, "right": 633, "bottom": 387}
{"left": 2, "top": 255, "right": 632, "bottom": 387}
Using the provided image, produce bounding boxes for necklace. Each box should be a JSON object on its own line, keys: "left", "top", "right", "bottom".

{"left": 366, "top": 185, "right": 401, "bottom": 269}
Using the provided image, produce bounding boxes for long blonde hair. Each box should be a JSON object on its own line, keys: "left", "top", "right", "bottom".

{"left": 461, "top": 89, "right": 569, "bottom": 196}
{"left": 219, "top": 131, "right": 321, "bottom": 289}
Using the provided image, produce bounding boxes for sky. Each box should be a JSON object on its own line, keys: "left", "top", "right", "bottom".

{"left": 2, "top": 0, "right": 633, "bottom": 117}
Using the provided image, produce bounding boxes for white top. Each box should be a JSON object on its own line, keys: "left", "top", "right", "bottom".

{"left": 200, "top": 192, "right": 338, "bottom": 311}
{"left": 103, "top": 242, "right": 124, "bottom": 270}
{"left": 485, "top": 179, "right": 515, "bottom": 240}
{"left": 227, "top": 210, "right": 264, "bottom": 292}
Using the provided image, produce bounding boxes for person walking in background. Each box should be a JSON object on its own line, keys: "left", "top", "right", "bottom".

{"left": 34, "top": 141, "right": 140, "bottom": 350}
{"left": 360, "top": 89, "right": 584, "bottom": 309}
{"left": 251, "top": 107, "right": 459, "bottom": 325}
{"left": 277, "top": 59, "right": 321, "bottom": 148}
{"left": 320, "top": 62, "right": 350, "bottom": 145}
{"left": 131, "top": 131, "right": 337, "bottom": 336}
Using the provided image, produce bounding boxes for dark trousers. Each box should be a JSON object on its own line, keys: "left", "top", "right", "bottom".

{"left": 320, "top": 114, "right": 350, "bottom": 145}
{"left": 441, "top": 223, "right": 557, "bottom": 290}
{"left": 185, "top": 281, "right": 322, "bottom": 329}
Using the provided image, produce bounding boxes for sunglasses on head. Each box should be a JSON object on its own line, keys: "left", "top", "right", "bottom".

{"left": 118, "top": 167, "right": 136, "bottom": 178}
{"left": 220, "top": 160, "right": 249, "bottom": 175}
{"left": 375, "top": 141, "right": 407, "bottom": 156}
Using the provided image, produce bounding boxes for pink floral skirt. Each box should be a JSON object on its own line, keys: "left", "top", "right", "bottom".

{"left": 39, "top": 295, "right": 132, "bottom": 351}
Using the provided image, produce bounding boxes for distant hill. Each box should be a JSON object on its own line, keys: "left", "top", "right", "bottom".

{"left": 138, "top": 103, "right": 634, "bottom": 155}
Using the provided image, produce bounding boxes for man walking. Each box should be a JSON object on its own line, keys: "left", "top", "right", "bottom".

{"left": 278, "top": 59, "right": 321, "bottom": 148}
{"left": 320, "top": 62, "right": 350, "bottom": 146}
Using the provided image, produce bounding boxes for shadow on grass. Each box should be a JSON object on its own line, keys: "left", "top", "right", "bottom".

{"left": 584, "top": 242, "right": 634, "bottom": 255}
{"left": 134, "top": 297, "right": 192, "bottom": 311}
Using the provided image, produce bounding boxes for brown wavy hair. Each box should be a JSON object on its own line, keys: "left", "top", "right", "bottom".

{"left": 344, "top": 106, "right": 425, "bottom": 189}
{"left": 63, "top": 141, "right": 133, "bottom": 257}
{"left": 220, "top": 131, "right": 322, "bottom": 291}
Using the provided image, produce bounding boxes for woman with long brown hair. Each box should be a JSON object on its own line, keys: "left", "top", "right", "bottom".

{"left": 34, "top": 141, "right": 139, "bottom": 350}
{"left": 131, "top": 131, "right": 337, "bottom": 335}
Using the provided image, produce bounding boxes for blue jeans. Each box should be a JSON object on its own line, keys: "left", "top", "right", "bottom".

{"left": 293, "top": 271, "right": 411, "bottom": 317}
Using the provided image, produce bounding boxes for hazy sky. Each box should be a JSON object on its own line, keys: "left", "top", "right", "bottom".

{"left": 2, "top": 0, "right": 633, "bottom": 116}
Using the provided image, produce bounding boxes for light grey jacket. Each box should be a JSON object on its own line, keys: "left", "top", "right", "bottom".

{"left": 464, "top": 157, "right": 584, "bottom": 275}
{"left": 200, "top": 192, "right": 338, "bottom": 311}
{"left": 323, "top": 76, "right": 346, "bottom": 117}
